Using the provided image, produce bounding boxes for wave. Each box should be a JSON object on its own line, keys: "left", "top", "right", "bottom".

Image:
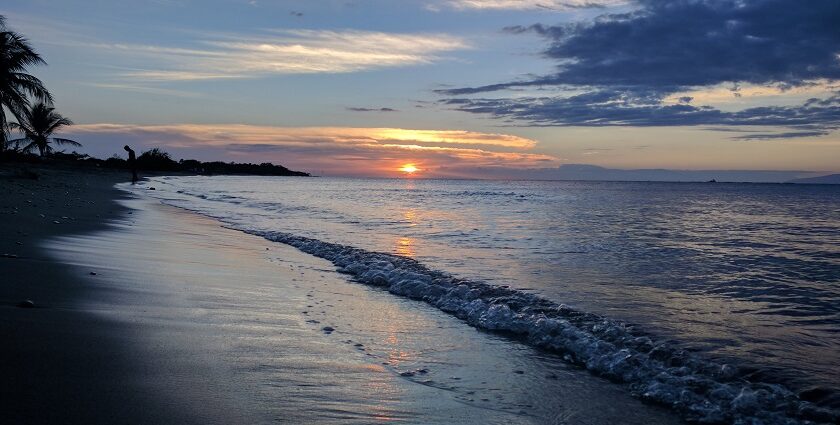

{"left": 246, "top": 229, "right": 837, "bottom": 425}
{"left": 132, "top": 180, "right": 838, "bottom": 424}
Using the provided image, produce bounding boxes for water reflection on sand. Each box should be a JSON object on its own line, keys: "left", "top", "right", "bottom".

{"left": 139, "top": 176, "right": 840, "bottom": 408}
{"left": 48, "top": 196, "right": 682, "bottom": 424}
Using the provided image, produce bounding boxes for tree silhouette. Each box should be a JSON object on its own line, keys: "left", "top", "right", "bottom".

{"left": 0, "top": 15, "right": 52, "bottom": 152}
{"left": 8, "top": 102, "right": 79, "bottom": 156}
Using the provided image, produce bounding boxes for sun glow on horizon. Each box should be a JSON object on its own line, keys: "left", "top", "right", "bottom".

{"left": 399, "top": 163, "right": 420, "bottom": 174}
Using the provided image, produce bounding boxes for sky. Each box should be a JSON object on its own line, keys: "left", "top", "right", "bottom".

{"left": 2, "top": 0, "right": 839, "bottom": 178}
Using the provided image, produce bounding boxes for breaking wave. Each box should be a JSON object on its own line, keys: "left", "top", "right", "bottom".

{"left": 246, "top": 230, "right": 837, "bottom": 425}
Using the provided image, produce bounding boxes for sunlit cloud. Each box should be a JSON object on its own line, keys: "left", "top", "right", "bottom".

{"left": 8, "top": 13, "right": 469, "bottom": 82}
{"left": 662, "top": 81, "right": 839, "bottom": 108}
{"left": 67, "top": 124, "right": 557, "bottom": 176}
{"left": 441, "top": 1, "right": 840, "bottom": 139}
{"left": 91, "top": 30, "right": 470, "bottom": 81}
{"left": 372, "top": 129, "right": 536, "bottom": 148}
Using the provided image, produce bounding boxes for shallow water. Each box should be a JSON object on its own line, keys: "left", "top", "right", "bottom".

{"left": 47, "top": 198, "right": 682, "bottom": 424}
{"left": 137, "top": 176, "right": 840, "bottom": 417}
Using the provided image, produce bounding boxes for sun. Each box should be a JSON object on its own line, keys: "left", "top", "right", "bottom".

{"left": 399, "top": 164, "right": 420, "bottom": 174}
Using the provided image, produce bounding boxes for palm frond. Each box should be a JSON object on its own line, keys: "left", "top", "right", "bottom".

{"left": 1, "top": 90, "right": 36, "bottom": 138}
{"left": 3, "top": 32, "right": 47, "bottom": 68}
{"left": 0, "top": 22, "right": 53, "bottom": 135}
{"left": 47, "top": 117, "right": 73, "bottom": 134}
{"left": 2, "top": 87, "right": 30, "bottom": 116}
{"left": 52, "top": 137, "right": 81, "bottom": 147}
{"left": 21, "top": 139, "right": 38, "bottom": 153}
{"left": 6, "top": 137, "right": 31, "bottom": 145}
{"left": 4, "top": 102, "right": 79, "bottom": 155}
{"left": 8, "top": 72, "right": 52, "bottom": 103}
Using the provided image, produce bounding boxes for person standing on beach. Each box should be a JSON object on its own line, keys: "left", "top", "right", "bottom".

{"left": 124, "top": 145, "right": 138, "bottom": 183}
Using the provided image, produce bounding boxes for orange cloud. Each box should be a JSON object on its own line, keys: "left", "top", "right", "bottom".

{"left": 69, "top": 124, "right": 558, "bottom": 177}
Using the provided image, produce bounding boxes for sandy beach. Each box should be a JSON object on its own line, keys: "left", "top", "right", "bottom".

{"left": 2, "top": 1, "right": 838, "bottom": 423}
{"left": 0, "top": 165, "right": 686, "bottom": 424}
{"left": 0, "top": 165, "right": 241, "bottom": 424}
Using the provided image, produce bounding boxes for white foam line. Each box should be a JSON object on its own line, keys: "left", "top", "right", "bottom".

{"left": 129, "top": 180, "right": 837, "bottom": 424}
{"left": 253, "top": 230, "right": 837, "bottom": 425}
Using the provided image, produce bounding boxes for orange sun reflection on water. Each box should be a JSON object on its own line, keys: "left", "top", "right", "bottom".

{"left": 395, "top": 237, "right": 415, "bottom": 257}
{"left": 403, "top": 209, "right": 417, "bottom": 226}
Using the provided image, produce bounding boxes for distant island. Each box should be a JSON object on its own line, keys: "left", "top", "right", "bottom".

{"left": 786, "top": 174, "right": 840, "bottom": 185}
{"left": 3, "top": 148, "right": 310, "bottom": 177}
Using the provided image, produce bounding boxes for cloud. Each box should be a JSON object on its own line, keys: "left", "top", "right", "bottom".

{"left": 346, "top": 107, "right": 399, "bottom": 112}
{"left": 730, "top": 130, "right": 831, "bottom": 141}
{"left": 64, "top": 29, "right": 469, "bottom": 82}
{"left": 455, "top": 1, "right": 840, "bottom": 92}
{"left": 9, "top": 14, "right": 465, "bottom": 82}
{"left": 81, "top": 83, "right": 205, "bottom": 98}
{"left": 662, "top": 82, "right": 839, "bottom": 106}
{"left": 443, "top": 92, "right": 840, "bottom": 132}
{"left": 438, "top": 0, "right": 624, "bottom": 11}
{"left": 66, "top": 124, "right": 555, "bottom": 176}
{"left": 439, "top": 0, "right": 840, "bottom": 137}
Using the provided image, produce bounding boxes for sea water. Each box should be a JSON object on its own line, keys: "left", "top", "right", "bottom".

{"left": 137, "top": 176, "right": 840, "bottom": 423}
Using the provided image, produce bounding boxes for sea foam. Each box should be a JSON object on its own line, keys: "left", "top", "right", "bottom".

{"left": 250, "top": 230, "right": 837, "bottom": 425}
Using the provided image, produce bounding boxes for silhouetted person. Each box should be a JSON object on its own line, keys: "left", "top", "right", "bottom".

{"left": 124, "top": 145, "right": 138, "bottom": 184}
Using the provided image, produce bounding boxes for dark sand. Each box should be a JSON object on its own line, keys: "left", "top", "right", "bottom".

{"left": 0, "top": 165, "right": 259, "bottom": 424}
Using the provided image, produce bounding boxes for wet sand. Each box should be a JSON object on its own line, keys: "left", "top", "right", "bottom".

{"left": 1, "top": 166, "right": 683, "bottom": 424}
{"left": 0, "top": 165, "right": 259, "bottom": 423}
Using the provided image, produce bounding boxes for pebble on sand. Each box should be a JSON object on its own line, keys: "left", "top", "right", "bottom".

{"left": 322, "top": 326, "right": 335, "bottom": 334}
{"left": 17, "top": 300, "right": 35, "bottom": 308}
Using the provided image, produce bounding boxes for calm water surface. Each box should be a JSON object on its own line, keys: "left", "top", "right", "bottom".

{"left": 144, "top": 176, "right": 840, "bottom": 407}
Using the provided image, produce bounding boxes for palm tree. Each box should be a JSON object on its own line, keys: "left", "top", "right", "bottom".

{"left": 8, "top": 102, "right": 79, "bottom": 156}
{"left": 0, "top": 15, "right": 53, "bottom": 151}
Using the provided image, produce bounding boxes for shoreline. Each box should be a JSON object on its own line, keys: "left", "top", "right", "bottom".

{"left": 132, "top": 174, "right": 840, "bottom": 423}
{"left": 0, "top": 165, "right": 685, "bottom": 424}
{"left": 0, "top": 163, "right": 131, "bottom": 314}
{"left": 0, "top": 165, "right": 274, "bottom": 423}
{"left": 0, "top": 165, "right": 222, "bottom": 423}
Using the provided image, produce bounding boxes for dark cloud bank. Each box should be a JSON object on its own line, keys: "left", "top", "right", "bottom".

{"left": 440, "top": 0, "right": 840, "bottom": 137}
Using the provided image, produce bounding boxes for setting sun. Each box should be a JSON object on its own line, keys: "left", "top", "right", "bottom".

{"left": 399, "top": 164, "right": 419, "bottom": 174}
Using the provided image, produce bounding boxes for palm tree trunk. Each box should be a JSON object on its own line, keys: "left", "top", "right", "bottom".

{"left": 0, "top": 107, "right": 6, "bottom": 154}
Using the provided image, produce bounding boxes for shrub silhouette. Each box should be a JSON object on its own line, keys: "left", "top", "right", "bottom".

{"left": 137, "top": 148, "right": 179, "bottom": 171}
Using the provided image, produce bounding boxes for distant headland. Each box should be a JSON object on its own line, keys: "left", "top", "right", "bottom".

{"left": 1, "top": 148, "right": 310, "bottom": 177}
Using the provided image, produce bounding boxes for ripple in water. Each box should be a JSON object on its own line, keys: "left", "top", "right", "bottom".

{"left": 135, "top": 176, "right": 840, "bottom": 421}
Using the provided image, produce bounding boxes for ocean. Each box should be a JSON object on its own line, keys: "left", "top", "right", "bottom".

{"left": 136, "top": 176, "right": 840, "bottom": 423}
